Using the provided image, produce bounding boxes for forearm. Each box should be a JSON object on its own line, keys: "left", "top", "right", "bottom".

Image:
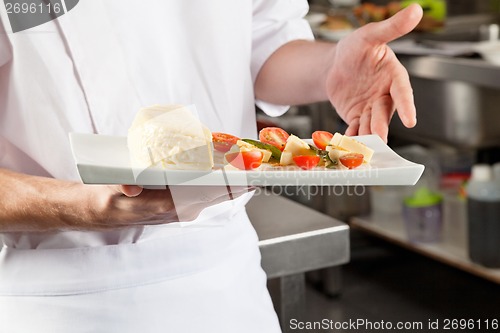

{"left": 0, "top": 168, "right": 249, "bottom": 232}
{"left": 0, "top": 168, "right": 87, "bottom": 232}
{"left": 254, "top": 40, "right": 336, "bottom": 106}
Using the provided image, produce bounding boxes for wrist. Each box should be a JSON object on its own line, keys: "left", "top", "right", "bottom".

{"left": 51, "top": 182, "right": 97, "bottom": 230}
{"left": 321, "top": 42, "right": 338, "bottom": 102}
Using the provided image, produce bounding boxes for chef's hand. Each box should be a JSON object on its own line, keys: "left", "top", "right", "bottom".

{"left": 86, "top": 184, "right": 253, "bottom": 229}
{"left": 254, "top": 4, "right": 423, "bottom": 143}
{"left": 326, "top": 4, "right": 423, "bottom": 141}
{"left": 0, "top": 168, "right": 252, "bottom": 232}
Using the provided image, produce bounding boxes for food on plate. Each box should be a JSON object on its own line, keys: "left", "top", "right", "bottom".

{"left": 319, "top": 15, "right": 355, "bottom": 31}
{"left": 351, "top": 1, "right": 444, "bottom": 31}
{"left": 236, "top": 140, "right": 272, "bottom": 163}
{"left": 354, "top": 3, "right": 388, "bottom": 23}
{"left": 312, "top": 131, "right": 334, "bottom": 150}
{"left": 387, "top": 1, "right": 403, "bottom": 17}
{"left": 280, "top": 134, "right": 314, "bottom": 166}
{"left": 317, "top": 2, "right": 403, "bottom": 33}
{"left": 327, "top": 132, "right": 374, "bottom": 163}
{"left": 128, "top": 107, "right": 372, "bottom": 172}
{"left": 241, "top": 139, "right": 282, "bottom": 160}
{"left": 317, "top": 1, "right": 443, "bottom": 35}
{"left": 127, "top": 104, "right": 213, "bottom": 170}
{"left": 283, "top": 134, "right": 311, "bottom": 156}
{"left": 305, "top": 12, "right": 328, "bottom": 28}
{"left": 223, "top": 128, "right": 373, "bottom": 170}
{"left": 339, "top": 153, "right": 364, "bottom": 169}
{"left": 259, "top": 127, "right": 289, "bottom": 151}
{"left": 353, "top": 1, "right": 401, "bottom": 24}
{"left": 293, "top": 155, "right": 321, "bottom": 170}
{"left": 212, "top": 132, "right": 240, "bottom": 153}
{"left": 225, "top": 150, "right": 263, "bottom": 170}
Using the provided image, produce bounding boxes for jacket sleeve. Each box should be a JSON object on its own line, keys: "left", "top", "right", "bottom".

{"left": 251, "top": 0, "right": 314, "bottom": 116}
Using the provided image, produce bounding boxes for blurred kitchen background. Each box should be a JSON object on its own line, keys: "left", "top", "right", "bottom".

{"left": 258, "top": 0, "right": 500, "bottom": 331}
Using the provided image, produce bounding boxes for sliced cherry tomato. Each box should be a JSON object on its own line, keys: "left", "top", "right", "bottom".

{"left": 212, "top": 132, "right": 240, "bottom": 152}
{"left": 225, "top": 150, "right": 263, "bottom": 170}
{"left": 259, "top": 127, "right": 289, "bottom": 151}
{"left": 312, "top": 130, "right": 334, "bottom": 150}
{"left": 339, "top": 153, "right": 364, "bottom": 169}
{"left": 293, "top": 155, "right": 320, "bottom": 170}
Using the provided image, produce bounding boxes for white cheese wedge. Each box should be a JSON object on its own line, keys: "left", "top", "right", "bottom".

{"left": 128, "top": 104, "right": 214, "bottom": 170}
{"left": 330, "top": 132, "right": 343, "bottom": 147}
{"left": 280, "top": 151, "right": 293, "bottom": 166}
{"left": 328, "top": 133, "right": 374, "bottom": 163}
{"left": 283, "top": 134, "right": 311, "bottom": 156}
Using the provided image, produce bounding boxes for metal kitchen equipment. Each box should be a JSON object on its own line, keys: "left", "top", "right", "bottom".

{"left": 390, "top": 15, "right": 500, "bottom": 149}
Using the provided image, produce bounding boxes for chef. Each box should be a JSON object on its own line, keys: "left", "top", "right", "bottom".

{"left": 0, "top": 1, "right": 422, "bottom": 332}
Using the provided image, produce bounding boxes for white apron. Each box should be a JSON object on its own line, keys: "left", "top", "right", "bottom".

{"left": 0, "top": 1, "right": 313, "bottom": 331}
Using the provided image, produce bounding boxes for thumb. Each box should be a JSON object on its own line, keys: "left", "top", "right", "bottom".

{"left": 119, "top": 185, "right": 143, "bottom": 197}
{"left": 358, "top": 3, "right": 423, "bottom": 45}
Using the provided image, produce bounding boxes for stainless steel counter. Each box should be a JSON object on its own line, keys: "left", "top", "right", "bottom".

{"left": 249, "top": 191, "right": 349, "bottom": 278}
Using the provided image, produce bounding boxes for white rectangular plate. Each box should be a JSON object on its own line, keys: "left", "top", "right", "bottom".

{"left": 69, "top": 133, "right": 424, "bottom": 186}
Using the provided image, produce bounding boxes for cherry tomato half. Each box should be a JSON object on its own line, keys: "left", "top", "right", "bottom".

{"left": 259, "top": 127, "right": 289, "bottom": 151}
{"left": 212, "top": 132, "right": 240, "bottom": 152}
{"left": 293, "top": 155, "right": 320, "bottom": 170}
{"left": 339, "top": 153, "right": 364, "bottom": 169}
{"left": 225, "top": 150, "right": 263, "bottom": 170}
{"left": 312, "top": 130, "right": 334, "bottom": 150}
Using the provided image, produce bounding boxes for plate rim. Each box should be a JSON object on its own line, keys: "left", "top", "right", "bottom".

{"left": 69, "top": 132, "right": 425, "bottom": 186}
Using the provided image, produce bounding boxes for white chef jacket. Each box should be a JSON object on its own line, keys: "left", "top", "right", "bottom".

{"left": 0, "top": 1, "right": 314, "bottom": 332}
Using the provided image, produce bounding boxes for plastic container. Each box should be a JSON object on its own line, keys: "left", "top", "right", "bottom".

{"left": 466, "top": 164, "right": 500, "bottom": 268}
{"left": 403, "top": 187, "right": 443, "bottom": 243}
{"left": 442, "top": 191, "right": 468, "bottom": 250}
{"left": 369, "top": 186, "right": 407, "bottom": 218}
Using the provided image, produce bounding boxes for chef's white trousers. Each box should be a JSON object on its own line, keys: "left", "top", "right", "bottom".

{"left": 0, "top": 209, "right": 281, "bottom": 333}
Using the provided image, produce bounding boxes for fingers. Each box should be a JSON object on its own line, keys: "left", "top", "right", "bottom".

{"left": 345, "top": 117, "right": 360, "bottom": 136}
{"left": 371, "top": 96, "right": 395, "bottom": 142}
{"left": 358, "top": 110, "right": 372, "bottom": 136}
{"left": 358, "top": 4, "right": 423, "bottom": 45}
{"left": 344, "top": 96, "right": 395, "bottom": 141}
{"left": 134, "top": 185, "right": 254, "bottom": 224}
{"left": 390, "top": 63, "right": 417, "bottom": 129}
{"left": 87, "top": 184, "right": 254, "bottom": 230}
{"left": 119, "top": 185, "right": 143, "bottom": 197}
{"left": 101, "top": 184, "right": 254, "bottom": 228}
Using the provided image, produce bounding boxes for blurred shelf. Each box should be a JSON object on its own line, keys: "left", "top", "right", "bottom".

{"left": 351, "top": 214, "right": 500, "bottom": 284}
